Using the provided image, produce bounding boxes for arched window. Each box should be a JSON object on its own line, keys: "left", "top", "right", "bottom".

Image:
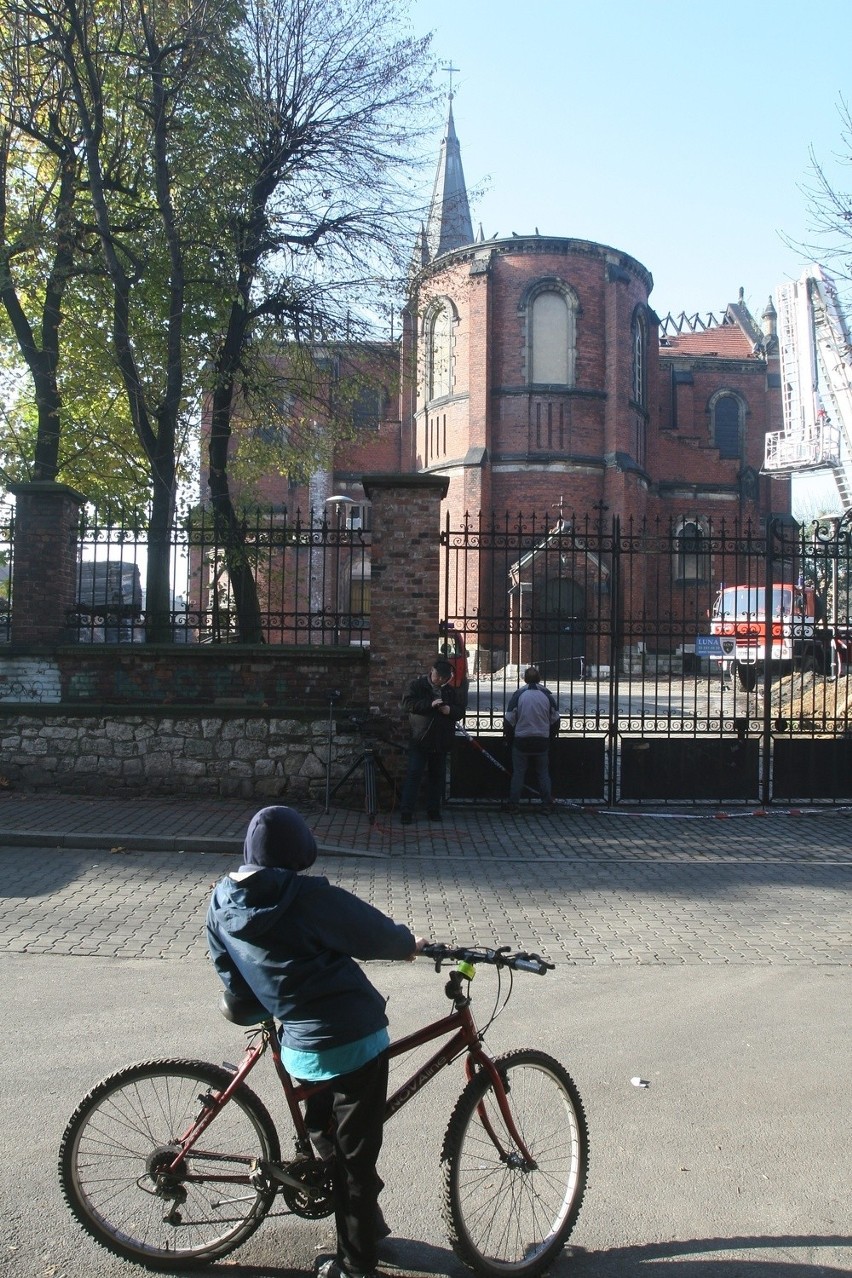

{"left": 711, "top": 392, "right": 743, "bottom": 459}
{"left": 427, "top": 304, "right": 453, "bottom": 401}
{"left": 674, "top": 519, "right": 709, "bottom": 583}
{"left": 523, "top": 281, "right": 577, "bottom": 386}
{"left": 631, "top": 308, "right": 646, "bottom": 407}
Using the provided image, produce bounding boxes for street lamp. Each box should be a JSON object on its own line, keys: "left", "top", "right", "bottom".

{"left": 324, "top": 496, "right": 355, "bottom": 641}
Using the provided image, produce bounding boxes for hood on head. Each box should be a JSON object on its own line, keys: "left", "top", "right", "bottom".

{"left": 242, "top": 806, "right": 317, "bottom": 872}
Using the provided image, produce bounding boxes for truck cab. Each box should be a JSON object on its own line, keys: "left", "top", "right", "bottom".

{"left": 709, "top": 582, "right": 827, "bottom": 690}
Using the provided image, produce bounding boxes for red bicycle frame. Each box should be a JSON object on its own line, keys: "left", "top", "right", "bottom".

{"left": 167, "top": 982, "right": 535, "bottom": 1180}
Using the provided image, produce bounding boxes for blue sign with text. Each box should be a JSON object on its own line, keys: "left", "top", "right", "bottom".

{"left": 695, "top": 634, "right": 724, "bottom": 656}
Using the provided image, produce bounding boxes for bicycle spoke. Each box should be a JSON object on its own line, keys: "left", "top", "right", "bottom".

{"left": 443, "top": 1050, "right": 588, "bottom": 1276}
{"left": 59, "top": 1060, "right": 279, "bottom": 1267}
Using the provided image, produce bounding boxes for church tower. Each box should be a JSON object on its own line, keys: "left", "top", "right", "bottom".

{"left": 424, "top": 97, "right": 474, "bottom": 261}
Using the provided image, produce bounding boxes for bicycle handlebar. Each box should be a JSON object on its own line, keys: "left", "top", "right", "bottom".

{"left": 421, "top": 943, "right": 554, "bottom": 976}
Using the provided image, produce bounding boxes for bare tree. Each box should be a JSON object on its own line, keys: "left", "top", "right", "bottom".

{"left": 796, "top": 97, "right": 852, "bottom": 287}
{"left": 205, "top": 0, "right": 433, "bottom": 640}
{"left": 1, "top": 0, "right": 433, "bottom": 641}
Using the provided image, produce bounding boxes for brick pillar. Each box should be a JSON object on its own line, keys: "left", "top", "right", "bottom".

{"left": 362, "top": 473, "right": 449, "bottom": 736}
{"left": 10, "top": 481, "right": 85, "bottom": 647}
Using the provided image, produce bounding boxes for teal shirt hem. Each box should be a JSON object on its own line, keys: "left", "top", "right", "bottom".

{"left": 280, "top": 1027, "right": 390, "bottom": 1082}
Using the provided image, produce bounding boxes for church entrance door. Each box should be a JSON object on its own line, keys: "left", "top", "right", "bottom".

{"left": 534, "top": 577, "right": 585, "bottom": 680}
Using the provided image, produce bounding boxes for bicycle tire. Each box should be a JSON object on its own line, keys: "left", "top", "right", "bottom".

{"left": 58, "top": 1058, "right": 281, "bottom": 1271}
{"left": 441, "top": 1049, "right": 588, "bottom": 1278}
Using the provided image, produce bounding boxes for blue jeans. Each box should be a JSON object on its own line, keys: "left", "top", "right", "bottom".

{"left": 400, "top": 745, "right": 446, "bottom": 815}
{"left": 509, "top": 745, "right": 552, "bottom": 804}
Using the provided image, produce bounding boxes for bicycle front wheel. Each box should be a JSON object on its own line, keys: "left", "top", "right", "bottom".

{"left": 59, "top": 1058, "right": 281, "bottom": 1271}
{"left": 441, "top": 1049, "right": 588, "bottom": 1278}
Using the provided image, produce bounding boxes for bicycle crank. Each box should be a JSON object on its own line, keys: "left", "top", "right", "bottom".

{"left": 252, "top": 1156, "right": 335, "bottom": 1218}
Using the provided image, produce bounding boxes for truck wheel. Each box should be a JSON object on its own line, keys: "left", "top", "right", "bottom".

{"left": 735, "top": 664, "right": 758, "bottom": 692}
{"left": 802, "top": 645, "right": 826, "bottom": 676}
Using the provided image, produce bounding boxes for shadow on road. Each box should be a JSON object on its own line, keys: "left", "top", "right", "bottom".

{"left": 157, "top": 1232, "right": 851, "bottom": 1277}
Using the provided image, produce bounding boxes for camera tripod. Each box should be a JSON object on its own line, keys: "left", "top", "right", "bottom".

{"left": 324, "top": 694, "right": 396, "bottom": 823}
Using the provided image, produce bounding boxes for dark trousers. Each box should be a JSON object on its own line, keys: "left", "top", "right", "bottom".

{"left": 400, "top": 744, "right": 445, "bottom": 815}
{"left": 304, "top": 1051, "right": 389, "bottom": 1275}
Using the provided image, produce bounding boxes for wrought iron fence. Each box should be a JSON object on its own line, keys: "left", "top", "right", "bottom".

{"left": 67, "top": 504, "right": 371, "bottom": 646}
{"left": 442, "top": 510, "right": 852, "bottom": 805}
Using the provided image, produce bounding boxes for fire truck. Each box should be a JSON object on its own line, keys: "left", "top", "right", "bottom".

{"left": 709, "top": 581, "right": 849, "bottom": 690}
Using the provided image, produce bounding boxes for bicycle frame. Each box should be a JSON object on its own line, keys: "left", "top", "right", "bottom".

{"left": 166, "top": 979, "right": 535, "bottom": 1184}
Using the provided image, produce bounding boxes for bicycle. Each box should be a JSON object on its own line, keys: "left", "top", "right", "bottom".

{"left": 58, "top": 944, "right": 589, "bottom": 1276}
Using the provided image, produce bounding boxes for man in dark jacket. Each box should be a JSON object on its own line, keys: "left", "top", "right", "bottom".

{"left": 399, "top": 657, "right": 464, "bottom": 824}
{"left": 207, "top": 806, "right": 425, "bottom": 1278}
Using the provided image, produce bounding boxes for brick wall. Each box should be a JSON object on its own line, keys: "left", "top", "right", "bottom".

{"left": 54, "top": 646, "right": 367, "bottom": 708}
{"left": 9, "top": 483, "right": 84, "bottom": 646}
{"left": 363, "top": 472, "right": 449, "bottom": 740}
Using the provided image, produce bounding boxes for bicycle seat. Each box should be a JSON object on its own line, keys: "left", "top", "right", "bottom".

{"left": 218, "top": 988, "right": 272, "bottom": 1025}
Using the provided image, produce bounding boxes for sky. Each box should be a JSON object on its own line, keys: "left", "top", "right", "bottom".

{"left": 407, "top": 0, "right": 852, "bottom": 513}
{"left": 408, "top": 0, "right": 850, "bottom": 320}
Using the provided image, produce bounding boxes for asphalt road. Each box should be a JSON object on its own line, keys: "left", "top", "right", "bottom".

{"left": 1, "top": 831, "right": 850, "bottom": 1278}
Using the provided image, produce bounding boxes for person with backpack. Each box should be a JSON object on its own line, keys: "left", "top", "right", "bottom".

{"left": 502, "top": 666, "right": 560, "bottom": 813}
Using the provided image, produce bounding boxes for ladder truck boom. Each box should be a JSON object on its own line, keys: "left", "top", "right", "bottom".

{"left": 764, "top": 264, "right": 852, "bottom": 512}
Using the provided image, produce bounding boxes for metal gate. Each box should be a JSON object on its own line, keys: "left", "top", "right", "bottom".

{"left": 442, "top": 510, "right": 852, "bottom": 806}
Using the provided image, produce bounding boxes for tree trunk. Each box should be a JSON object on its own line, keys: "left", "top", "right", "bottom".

{"left": 208, "top": 349, "right": 265, "bottom": 644}
{"left": 145, "top": 441, "right": 176, "bottom": 643}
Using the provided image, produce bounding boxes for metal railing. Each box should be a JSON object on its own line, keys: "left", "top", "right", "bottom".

{"left": 442, "top": 510, "right": 852, "bottom": 804}
{"left": 67, "top": 504, "right": 371, "bottom": 646}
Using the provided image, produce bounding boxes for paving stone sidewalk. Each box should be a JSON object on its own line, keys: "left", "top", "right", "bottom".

{"left": 1, "top": 792, "right": 850, "bottom": 967}
{"left": 2, "top": 791, "right": 852, "bottom": 860}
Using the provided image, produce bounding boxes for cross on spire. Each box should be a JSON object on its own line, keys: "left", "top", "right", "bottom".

{"left": 440, "top": 63, "right": 460, "bottom": 98}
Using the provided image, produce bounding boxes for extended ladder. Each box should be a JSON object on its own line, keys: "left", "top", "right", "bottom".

{"left": 764, "top": 264, "right": 852, "bottom": 511}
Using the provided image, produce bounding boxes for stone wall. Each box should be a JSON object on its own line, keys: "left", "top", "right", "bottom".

{"left": 0, "top": 706, "right": 389, "bottom": 801}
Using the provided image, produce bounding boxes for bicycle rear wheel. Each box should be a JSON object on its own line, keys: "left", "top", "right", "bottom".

{"left": 59, "top": 1058, "right": 280, "bottom": 1271}
{"left": 441, "top": 1049, "right": 588, "bottom": 1277}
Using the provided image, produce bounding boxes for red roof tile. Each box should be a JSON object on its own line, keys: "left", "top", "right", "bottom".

{"left": 659, "top": 326, "right": 757, "bottom": 358}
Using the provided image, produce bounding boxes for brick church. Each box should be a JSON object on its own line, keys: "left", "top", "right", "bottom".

{"left": 227, "top": 100, "right": 791, "bottom": 671}
{"left": 300, "top": 97, "right": 787, "bottom": 528}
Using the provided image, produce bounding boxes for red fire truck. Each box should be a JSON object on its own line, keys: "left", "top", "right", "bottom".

{"left": 709, "top": 582, "right": 850, "bottom": 690}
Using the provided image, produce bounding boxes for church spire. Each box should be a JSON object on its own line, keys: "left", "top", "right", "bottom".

{"left": 424, "top": 96, "right": 474, "bottom": 262}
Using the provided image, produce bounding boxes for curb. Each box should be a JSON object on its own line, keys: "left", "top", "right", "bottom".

{"left": 0, "top": 830, "right": 387, "bottom": 859}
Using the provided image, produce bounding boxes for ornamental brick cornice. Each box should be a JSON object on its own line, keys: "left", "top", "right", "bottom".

{"left": 414, "top": 235, "right": 653, "bottom": 294}
{"left": 657, "top": 355, "right": 767, "bottom": 373}
{"left": 493, "top": 385, "right": 608, "bottom": 400}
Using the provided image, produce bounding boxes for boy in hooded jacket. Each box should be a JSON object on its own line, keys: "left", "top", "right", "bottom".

{"left": 207, "top": 805, "right": 425, "bottom": 1278}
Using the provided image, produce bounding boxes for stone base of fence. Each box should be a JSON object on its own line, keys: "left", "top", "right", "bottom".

{"left": 0, "top": 708, "right": 401, "bottom": 803}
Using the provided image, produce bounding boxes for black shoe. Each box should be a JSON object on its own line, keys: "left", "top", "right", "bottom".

{"left": 427, "top": 810, "right": 442, "bottom": 821}
{"left": 400, "top": 812, "right": 413, "bottom": 825}
{"left": 502, "top": 803, "right": 519, "bottom": 815}
{"left": 316, "top": 1262, "right": 376, "bottom": 1278}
